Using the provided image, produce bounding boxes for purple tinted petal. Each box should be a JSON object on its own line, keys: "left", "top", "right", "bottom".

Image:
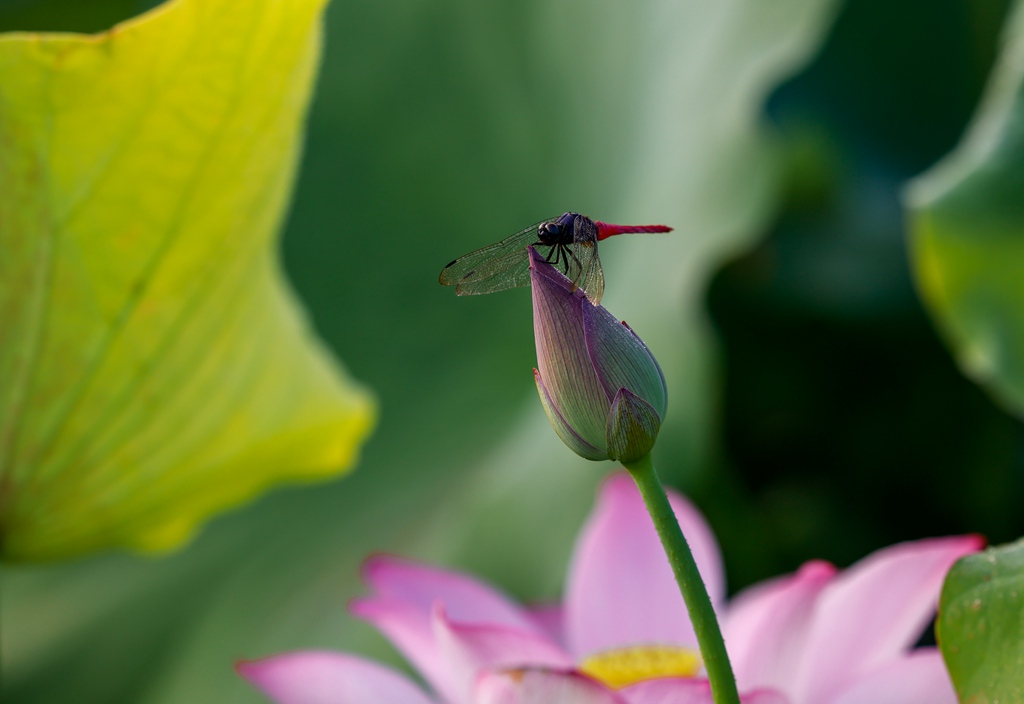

{"left": 621, "top": 679, "right": 788, "bottom": 704}
{"left": 475, "top": 669, "right": 627, "bottom": 704}
{"left": 793, "top": 536, "right": 983, "bottom": 704}
{"left": 237, "top": 651, "right": 435, "bottom": 704}
{"left": 530, "top": 247, "right": 610, "bottom": 451}
{"left": 434, "top": 605, "right": 574, "bottom": 704}
{"left": 828, "top": 650, "right": 957, "bottom": 704}
{"left": 581, "top": 306, "right": 667, "bottom": 419}
{"left": 565, "top": 473, "right": 725, "bottom": 657}
{"left": 535, "top": 369, "right": 606, "bottom": 460}
{"left": 620, "top": 678, "right": 715, "bottom": 704}
{"left": 723, "top": 560, "right": 836, "bottom": 693}
{"left": 740, "top": 690, "right": 792, "bottom": 704}
{"left": 526, "top": 603, "right": 567, "bottom": 649}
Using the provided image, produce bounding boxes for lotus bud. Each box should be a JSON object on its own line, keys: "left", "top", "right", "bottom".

{"left": 529, "top": 247, "right": 667, "bottom": 463}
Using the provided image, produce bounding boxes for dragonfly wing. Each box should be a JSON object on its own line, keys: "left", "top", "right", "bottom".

{"left": 454, "top": 246, "right": 536, "bottom": 295}
{"left": 571, "top": 216, "right": 603, "bottom": 304}
{"left": 578, "top": 245, "right": 603, "bottom": 305}
{"left": 439, "top": 223, "right": 546, "bottom": 292}
{"left": 439, "top": 227, "right": 531, "bottom": 285}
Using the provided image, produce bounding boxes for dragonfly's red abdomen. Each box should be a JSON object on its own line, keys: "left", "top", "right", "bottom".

{"left": 594, "top": 221, "right": 673, "bottom": 241}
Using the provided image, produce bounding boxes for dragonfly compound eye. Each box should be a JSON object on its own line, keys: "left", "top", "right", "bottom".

{"left": 538, "top": 222, "right": 561, "bottom": 242}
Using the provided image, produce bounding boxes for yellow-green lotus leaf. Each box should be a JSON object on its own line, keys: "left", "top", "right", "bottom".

{"left": 0, "top": 0, "right": 375, "bottom": 562}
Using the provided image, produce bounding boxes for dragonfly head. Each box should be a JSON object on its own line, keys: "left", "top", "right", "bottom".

{"left": 537, "top": 212, "right": 581, "bottom": 245}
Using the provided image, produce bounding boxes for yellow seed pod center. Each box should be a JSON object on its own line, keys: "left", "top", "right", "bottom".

{"left": 579, "top": 645, "right": 702, "bottom": 689}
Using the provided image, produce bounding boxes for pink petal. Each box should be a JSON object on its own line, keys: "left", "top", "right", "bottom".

{"left": 828, "top": 650, "right": 957, "bottom": 704}
{"left": 565, "top": 473, "right": 725, "bottom": 657}
{"left": 349, "top": 596, "right": 451, "bottom": 701}
{"left": 362, "top": 555, "right": 539, "bottom": 631}
{"left": 236, "top": 651, "right": 435, "bottom": 704}
{"left": 621, "top": 679, "right": 790, "bottom": 704}
{"left": 351, "top": 556, "right": 552, "bottom": 701}
{"left": 475, "top": 668, "right": 627, "bottom": 704}
{"left": 723, "top": 560, "right": 837, "bottom": 692}
{"left": 434, "top": 605, "right": 575, "bottom": 704}
{"left": 793, "top": 535, "right": 982, "bottom": 704}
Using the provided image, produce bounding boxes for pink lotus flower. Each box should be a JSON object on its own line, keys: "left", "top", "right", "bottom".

{"left": 239, "top": 474, "right": 981, "bottom": 704}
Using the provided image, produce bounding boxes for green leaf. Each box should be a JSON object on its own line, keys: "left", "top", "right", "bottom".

{"left": 0, "top": 0, "right": 375, "bottom": 561}
{"left": 938, "top": 539, "right": 1024, "bottom": 703}
{"left": 905, "top": 0, "right": 1024, "bottom": 418}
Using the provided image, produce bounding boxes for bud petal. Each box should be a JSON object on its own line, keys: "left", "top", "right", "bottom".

{"left": 535, "top": 369, "right": 607, "bottom": 461}
{"left": 531, "top": 248, "right": 611, "bottom": 452}
{"left": 581, "top": 307, "right": 668, "bottom": 421}
{"left": 605, "top": 387, "right": 663, "bottom": 463}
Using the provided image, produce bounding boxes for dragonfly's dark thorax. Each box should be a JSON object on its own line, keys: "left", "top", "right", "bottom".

{"left": 538, "top": 212, "right": 591, "bottom": 246}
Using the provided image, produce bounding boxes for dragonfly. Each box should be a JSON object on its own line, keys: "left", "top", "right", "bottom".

{"left": 438, "top": 212, "right": 671, "bottom": 305}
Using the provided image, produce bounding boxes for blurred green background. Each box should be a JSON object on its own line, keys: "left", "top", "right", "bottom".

{"left": 2, "top": 0, "right": 1022, "bottom": 701}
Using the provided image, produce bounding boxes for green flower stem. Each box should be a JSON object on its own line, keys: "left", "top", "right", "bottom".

{"left": 623, "top": 453, "right": 740, "bottom": 704}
